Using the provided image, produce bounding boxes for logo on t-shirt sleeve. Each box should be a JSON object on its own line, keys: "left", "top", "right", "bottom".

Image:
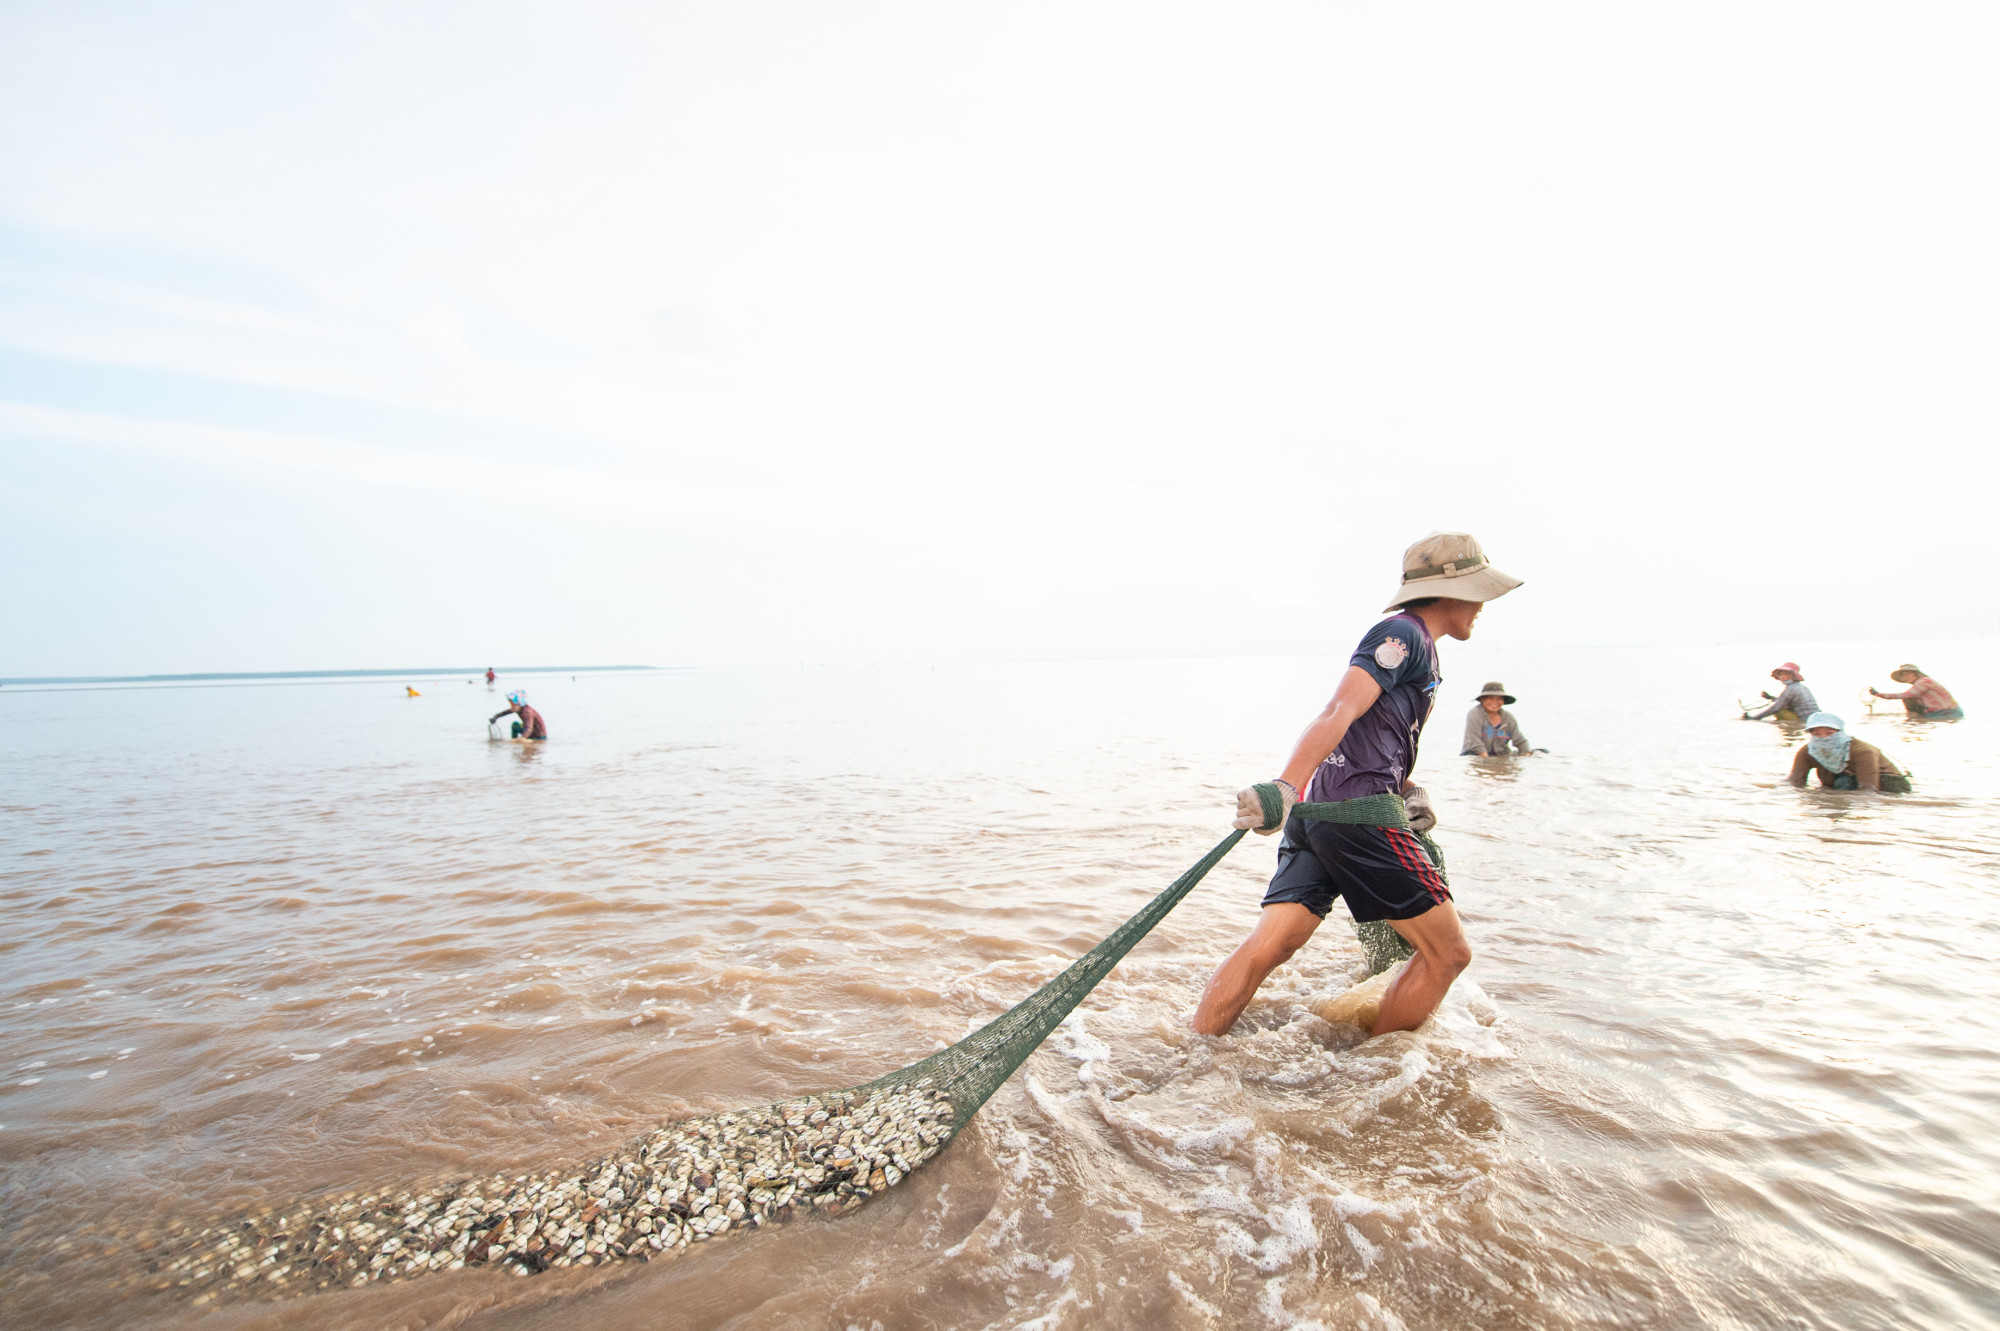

{"left": 1374, "top": 636, "right": 1409, "bottom": 671}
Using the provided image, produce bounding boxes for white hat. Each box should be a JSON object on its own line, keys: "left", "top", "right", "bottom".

{"left": 1384, "top": 531, "right": 1523, "bottom": 611}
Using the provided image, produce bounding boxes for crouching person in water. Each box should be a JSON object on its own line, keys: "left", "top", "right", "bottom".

{"left": 1461, "top": 681, "right": 1535, "bottom": 755}
{"left": 1789, "top": 712, "right": 1911, "bottom": 793}
{"left": 1870, "top": 664, "right": 1963, "bottom": 720}
{"left": 1192, "top": 532, "right": 1522, "bottom": 1039}
{"left": 1745, "top": 663, "right": 1817, "bottom": 724}
{"left": 490, "top": 692, "right": 549, "bottom": 740}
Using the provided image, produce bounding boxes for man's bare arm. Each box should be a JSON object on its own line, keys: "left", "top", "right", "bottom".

{"left": 1276, "top": 666, "right": 1384, "bottom": 793}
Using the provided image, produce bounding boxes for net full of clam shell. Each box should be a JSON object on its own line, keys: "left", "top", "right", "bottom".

{"left": 151, "top": 830, "right": 1247, "bottom": 1306}
{"left": 158, "top": 1077, "right": 954, "bottom": 1303}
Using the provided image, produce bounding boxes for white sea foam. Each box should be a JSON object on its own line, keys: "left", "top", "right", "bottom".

{"left": 1173, "top": 1116, "right": 1257, "bottom": 1156}
{"left": 1052, "top": 1014, "right": 1113, "bottom": 1084}
{"left": 1352, "top": 1292, "right": 1411, "bottom": 1331}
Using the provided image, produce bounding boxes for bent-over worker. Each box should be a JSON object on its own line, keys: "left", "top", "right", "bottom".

{"left": 1789, "top": 712, "right": 1910, "bottom": 793}
{"left": 1461, "top": 681, "right": 1534, "bottom": 755}
{"left": 1193, "top": 531, "right": 1522, "bottom": 1040}
{"left": 1745, "top": 663, "right": 1818, "bottom": 723}
{"left": 1870, "top": 664, "right": 1963, "bottom": 720}
{"left": 490, "top": 692, "right": 548, "bottom": 740}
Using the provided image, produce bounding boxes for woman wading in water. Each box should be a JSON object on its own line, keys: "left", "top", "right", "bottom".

{"left": 1870, "top": 664, "right": 1964, "bottom": 720}
{"left": 1744, "top": 663, "right": 1818, "bottom": 724}
{"left": 1788, "top": 712, "right": 1911, "bottom": 793}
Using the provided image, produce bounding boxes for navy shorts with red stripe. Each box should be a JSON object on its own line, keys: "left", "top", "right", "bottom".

{"left": 1260, "top": 816, "right": 1451, "bottom": 922}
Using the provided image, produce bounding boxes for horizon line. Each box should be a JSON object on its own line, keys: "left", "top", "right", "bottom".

{"left": 0, "top": 665, "right": 662, "bottom": 687}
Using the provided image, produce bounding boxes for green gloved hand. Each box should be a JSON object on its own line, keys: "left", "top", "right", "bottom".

{"left": 1233, "top": 779, "right": 1298, "bottom": 834}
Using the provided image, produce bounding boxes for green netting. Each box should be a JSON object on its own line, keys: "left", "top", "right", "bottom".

{"left": 803, "top": 827, "right": 1250, "bottom": 1133}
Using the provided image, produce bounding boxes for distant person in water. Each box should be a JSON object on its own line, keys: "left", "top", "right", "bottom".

{"left": 1789, "top": 712, "right": 1911, "bottom": 793}
{"left": 1870, "top": 664, "right": 1963, "bottom": 720}
{"left": 486, "top": 667, "right": 496, "bottom": 685}
{"left": 1461, "top": 681, "right": 1536, "bottom": 755}
{"left": 1194, "top": 531, "right": 1522, "bottom": 1040}
{"left": 490, "top": 692, "right": 548, "bottom": 739}
{"left": 1744, "top": 663, "right": 1817, "bottom": 723}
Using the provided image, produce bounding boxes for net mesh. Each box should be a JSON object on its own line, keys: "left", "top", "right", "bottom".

{"left": 784, "top": 827, "right": 1249, "bottom": 1134}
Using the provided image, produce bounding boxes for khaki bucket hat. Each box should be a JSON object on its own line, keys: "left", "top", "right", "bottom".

{"left": 1475, "top": 681, "right": 1516, "bottom": 704}
{"left": 1890, "top": 663, "right": 1924, "bottom": 682}
{"left": 1384, "top": 531, "right": 1523, "bottom": 611}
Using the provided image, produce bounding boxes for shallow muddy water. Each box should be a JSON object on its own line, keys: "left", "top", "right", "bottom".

{"left": 3, "top": 642, "right": 1997, "bottom": 1329}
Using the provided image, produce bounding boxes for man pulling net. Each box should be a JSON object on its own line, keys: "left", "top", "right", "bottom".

{"left": 1193, "top": 531, "right": 1522, "bottom": 1039}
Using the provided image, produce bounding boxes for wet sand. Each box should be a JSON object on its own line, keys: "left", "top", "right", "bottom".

{"left": 3, "top": 645, "right": 1997, "bottom": 1328}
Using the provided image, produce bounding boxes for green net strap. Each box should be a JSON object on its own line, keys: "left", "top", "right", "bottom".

{"left": 1291, "top": 790, "right": 1413, "bottom": 828}
{"left": 834, "top": 828, "right": 1247, "bottom": 1130}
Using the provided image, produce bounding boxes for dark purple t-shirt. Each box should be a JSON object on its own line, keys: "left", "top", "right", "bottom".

{"left": 1303, "top": 612, "right": 1441, "bottom": 803}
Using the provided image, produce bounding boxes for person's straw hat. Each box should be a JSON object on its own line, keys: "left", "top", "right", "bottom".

{"left": 1889, "top": 663, "right": 1923, "bottom": 682}
{"left": 1383, "top": 532, "right": 1523, "bottom": 611}
{"left": 1771, "top": 662, "right": 1803, "bottom": 679}
{"left": 1474, "top": 681, "right": 1516, "bottom": 704}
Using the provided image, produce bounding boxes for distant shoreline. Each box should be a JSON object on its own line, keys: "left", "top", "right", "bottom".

{"left": 0, "top": 665, "right": 661, "bottom": 687}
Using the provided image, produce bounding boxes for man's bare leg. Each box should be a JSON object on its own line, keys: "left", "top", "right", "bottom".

{"left": 1191, "top": 904, "right": 1322, "bottom": 1035}
{"left": 1371, "top": 901, "right": 1472, "bottom": 1035}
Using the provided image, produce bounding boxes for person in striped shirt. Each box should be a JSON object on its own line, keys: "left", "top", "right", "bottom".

{"left": 1744, "top": 663, "right": 1817, "bottom": 724}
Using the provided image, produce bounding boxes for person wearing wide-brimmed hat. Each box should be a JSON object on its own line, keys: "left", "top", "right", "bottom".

{"left": 1461, "top": 682, "right": 1534, "bottom": 756}
{"left": 1197, "top": 532, "right": 1523, "bottom": 1041}
{"left": 1788, "top": 712, "right": 1912, "bottom": 793}
{"left": 1744, "top": 662, "right": 1818, "bottom": 724}
{"left": 1870, "top": 664, "right": 1963, "bottom": 720}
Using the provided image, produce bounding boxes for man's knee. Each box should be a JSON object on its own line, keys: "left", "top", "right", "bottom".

{"left": 1439, "top": 937, "right": 1472, "bottom": 975}
{"left": 1396, "top": 912, "right": 1470, "bottom": 974}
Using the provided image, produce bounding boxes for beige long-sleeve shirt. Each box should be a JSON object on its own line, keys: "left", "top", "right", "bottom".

{"left": 1462, "top": 706, "right": 1531, "bottom": 755}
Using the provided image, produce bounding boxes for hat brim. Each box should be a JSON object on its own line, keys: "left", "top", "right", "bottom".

{"left": 1476, "top": 691, "right": 1517, "bottom": 705}
{"left": 1385, "top": 565, "right": 1523, "bottom": 612}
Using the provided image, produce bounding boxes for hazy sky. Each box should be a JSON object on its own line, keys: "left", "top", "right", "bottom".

{"left": 3, "top": 2, "right": 1995, "bottom": 675}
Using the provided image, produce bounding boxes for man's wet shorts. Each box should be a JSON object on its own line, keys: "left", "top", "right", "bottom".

{"left": 1261, "top": 817, "right": 1451, "bottom": 922}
